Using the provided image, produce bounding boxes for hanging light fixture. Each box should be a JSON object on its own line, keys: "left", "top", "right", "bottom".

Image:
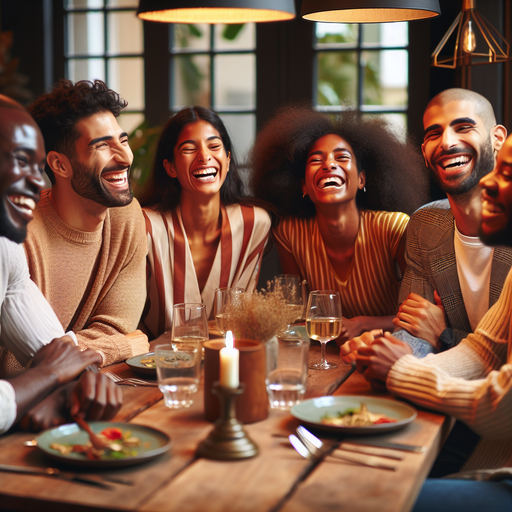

{"left": 137, "top": 0, "right": 296, "bottom": 24}
{"left": 301, "top": 0, "right": 441, "bottom": 23}
{"left": 431, "top": 0, "right": 509, "bottom": 68}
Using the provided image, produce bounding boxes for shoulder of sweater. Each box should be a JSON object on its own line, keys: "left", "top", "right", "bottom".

{"left": 107, "top": 197, "right": 145, "bottom": 229}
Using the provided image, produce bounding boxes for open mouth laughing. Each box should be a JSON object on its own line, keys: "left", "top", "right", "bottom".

{"left": 102, "top": 169, "right": 129, "bottom": 188}
{"left": 192, "top": 167, "right": 218, "bottom": 183}
{"left": 6, "top": 194, "right": 37, "bottom": 222}
{"left": 317, "top": 174, "right": 345, "bottom": 190}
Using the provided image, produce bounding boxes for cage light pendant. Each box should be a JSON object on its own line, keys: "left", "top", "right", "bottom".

{"left": 301, "top": 0, "right": 441, "bottom": 23}
{"left": 431, "top": 0, "right": 509, "bottom": 68}
{"left": 137, "top": 0, "right": 296, "bottom": 24}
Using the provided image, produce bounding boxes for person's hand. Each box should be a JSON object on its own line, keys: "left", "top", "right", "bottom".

{"left": 392, "top": 291, "right": 446, "bottom": 349}
{"left": 69, "top": 372, "right": 123, "bottom": 421}
{"left": 19, "top": 387, "right": 68, "bottom": 431}
{"left": 31, "top": 337, "right": 102, "bottom": 386}
{"left": 339, "top": 330, "right": 382, "bottom": 364}
{"left": 355, "top": 332, "right": 413, "bottom": 386}
{"left": 335, "top": 317, "right": 363, "bottom": 346}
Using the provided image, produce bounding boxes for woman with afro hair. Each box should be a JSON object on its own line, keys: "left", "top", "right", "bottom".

{"left": 251, "top": 105, "right": 429, "bottom": 344}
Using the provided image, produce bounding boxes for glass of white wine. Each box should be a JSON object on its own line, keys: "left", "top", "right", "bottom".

{"left": 213, "top": 287, "right": 245, "bottom": 335}
{"left": 171, "top": 303, "right": 209, "bottom": 353}
{"left": 306, "top": 291, "right": 342, "bottom": 370}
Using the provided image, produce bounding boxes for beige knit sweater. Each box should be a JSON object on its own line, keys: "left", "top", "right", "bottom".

{"left": 387, "top": 266, "right": 512, "bottom": 470}
{"left": 22, "top": 190, "right": 148, "bottom": 366}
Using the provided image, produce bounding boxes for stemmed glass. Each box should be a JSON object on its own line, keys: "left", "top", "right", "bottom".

{"left": 213, "top": 287, "right": 245, "bottom": 335}
{"left": 273, "top": 274, "right": 304, "bottom": 327}
{"left": 306, "top": 291, "right": 342, "bottom": 370}
{"left": 171, "top": 303, "right": 209, "bottom": 352}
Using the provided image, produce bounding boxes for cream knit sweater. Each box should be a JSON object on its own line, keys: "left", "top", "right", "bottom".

{"left": 388, "top": 266, "right": 512, "bottom": 470}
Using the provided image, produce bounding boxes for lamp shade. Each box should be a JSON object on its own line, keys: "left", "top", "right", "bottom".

{"left": 301, "top": 0, "right": 441, "bottom": 23}
{"left": 137, "top": 0, "right": 296, "bottom": 24}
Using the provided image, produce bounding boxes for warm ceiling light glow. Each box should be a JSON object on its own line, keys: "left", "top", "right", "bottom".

{"left": 137, "top": 1, "right": 296, "bottom": 24}
{"left": 301, "top": 0, "right": 441, "bottom": 23}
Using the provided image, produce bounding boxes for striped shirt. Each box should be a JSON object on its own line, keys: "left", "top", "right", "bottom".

{"left": 142, "top": 203, "right": 271, "bottom": 338}
{"left": 273, "top": 210, "right": 409, "bottom": 318}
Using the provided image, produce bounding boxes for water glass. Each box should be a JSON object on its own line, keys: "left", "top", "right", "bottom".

{"left": 213, "top": 287, "right": 245, "bottom": 335}
{"left": 273, "top": 274, "right": 304, "bottom": 324}
{"left": 266, "top": 330, "right": 310, "bottom": 410}
{"left": 171, "top": 303, "right": 209, "bottom": 351}
{"left": 156, "top": 344, "right": 201, "bottom": 409}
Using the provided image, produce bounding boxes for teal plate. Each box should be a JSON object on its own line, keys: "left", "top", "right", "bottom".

{"left": 126, "top": 352, "right": 156, "bottom": 376}
{"left": 36, "top": 422, "right": 171, "bottom": 468}
{"left": 291, "top": 396, "right": 417, "bottom": 435}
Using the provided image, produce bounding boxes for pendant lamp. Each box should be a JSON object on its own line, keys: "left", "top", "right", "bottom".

{"left": 137, "top": 0, "right": 296, "bottom": 24}
{"left": 301, "top": 0, "right": 441, "bottom": 23}
{"left": 431, "top": 0, "right": 509, "bottom": 69}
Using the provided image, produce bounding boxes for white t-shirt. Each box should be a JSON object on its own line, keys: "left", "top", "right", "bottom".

{"left": 454, "top": 222, "right": 494, "bottom": 331}
{"left": 0, "top": 237, "right": 65, "bottom": 434}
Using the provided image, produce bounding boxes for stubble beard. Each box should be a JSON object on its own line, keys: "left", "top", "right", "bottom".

{"left": 70, "top": 159, "right": 133, "bottom": 208}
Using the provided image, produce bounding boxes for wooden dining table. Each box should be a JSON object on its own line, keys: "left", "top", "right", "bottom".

{"left": 0, "top": 342, "right": 452, "bottom": 512}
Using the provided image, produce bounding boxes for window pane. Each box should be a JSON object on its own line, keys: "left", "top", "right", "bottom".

{"left": 107, "top": 57, "right": 144, "bottom": 109}
{"left": 68, "top": 12, "right": 105, "bottom": 56}
{"left": 107, "top": 11, "right": 143, "bottom": 54}
{"left": 316, "top": 51, "right": 358, "bottom": 107}
{"left": 362, "top": 22, "right": 408, "bottom": 47}
{"left": 214, "top": 54, "right": 255, "bottom": 109}
{"left": 66, "top": 0, "right": 104, "bottom": 8}
{"left": 172, "top": 24, "right": 210, "bottom": 51}
{"left": 68, "top": 58, "right": 105, "bottom": 81}
{"left": 107, "top": 0, "right": 138, "bottom": 6}
{"left": 172, "top": 55, "right": 211, "bottom": 108}
{"left": 118, "top": 112, "right": 145, "bottom": 135}
{"left": 362, "top": 50, "right": 407, "bottom": 107}
{"left": 315, "top": 23, "right": 358, "bottom": 47}
{"left": 220, "top": 114, "right": 255, "bottom": 164}
{"left": 214, "top": 23, "right": 255, "bottom": 51}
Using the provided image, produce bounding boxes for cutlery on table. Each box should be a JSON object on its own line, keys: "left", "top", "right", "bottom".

{"left": 104, "top": 371, "right": 158, "bottom": 387}
{"left": 289, "top": 434, "right": 397, "bottom": 471}
{"left": 0, "top": 463, "right": 112, "bottom": 489}
{"left": 296, "top": 426, "right": 404, "bottom": 461}
{"left": 73, "top": 416, "right": 117, "bottom": 451}
{"left": 342, "top": 438, "right": 425, "bottom": 453}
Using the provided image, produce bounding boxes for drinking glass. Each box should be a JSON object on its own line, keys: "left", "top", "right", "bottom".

{"left": 171, "top": 303, "right": 209, "bottom": 352}
{"left": 273, "top": 274, "right": 304, "bottom": 326}
{"left": 306, "top": 290, "right": 342, "bottom": 370}
{"left": 213, "top": 287, "right": 245, "bottom": 335}
{"left": 155, "top": 344, "right": 201, "bottom": 408}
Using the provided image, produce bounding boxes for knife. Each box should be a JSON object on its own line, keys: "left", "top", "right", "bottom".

{"left": 343, "top": 439, "right": 425, "bottom": 453}
{"left": 0, "top": 464, "right": 112, "bottom": 489}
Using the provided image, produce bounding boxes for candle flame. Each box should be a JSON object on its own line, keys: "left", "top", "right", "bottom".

{"left": 225, "top": 330, "right": 234, "bottom": 350}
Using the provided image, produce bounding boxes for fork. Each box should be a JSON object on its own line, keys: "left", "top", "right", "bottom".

{"left": 103, "top": 371, "right": 158, "bottom": 387}
{"left": 289, "top": 434, "right": 397, "bottom": 471}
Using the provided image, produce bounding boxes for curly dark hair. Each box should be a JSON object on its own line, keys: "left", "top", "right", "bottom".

{"left": 250, "top": 105, "right": 429, "bottom": 218}
{"left": 28, "top": 79, "right": 128, "bottom": 183}
{"left": 139, "top": 106, "right": 249, "bottom": 212}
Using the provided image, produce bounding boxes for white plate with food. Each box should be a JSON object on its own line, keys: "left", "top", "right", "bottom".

{"left": 126, "top": 352, "right": 156, "bottom": 375}
{"left": 291, "top": 396, "right": 417, "bottom": 435}
{"left": 37, "top": 422, "right": 171, "bottom": 468}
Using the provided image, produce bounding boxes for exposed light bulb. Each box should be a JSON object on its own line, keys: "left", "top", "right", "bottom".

{"left": 462, "top": 19, "right": 476, "bottom": 53}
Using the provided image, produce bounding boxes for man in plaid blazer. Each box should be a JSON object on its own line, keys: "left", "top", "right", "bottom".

{"left": 393, "top": 88, "right": 510, "bottom": 357}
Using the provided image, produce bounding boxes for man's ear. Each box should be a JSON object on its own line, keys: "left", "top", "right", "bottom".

{"left": 491, "top": 124, "right": 507, "bottom": 153}
{"left": 163, "top": 159, "right": 177, "bottom": 178}
{"left": 47, "top": 151, "right": 72, "bottom": 179}
{"left": 421, "top": 143, "right": 428, "bottom": 167}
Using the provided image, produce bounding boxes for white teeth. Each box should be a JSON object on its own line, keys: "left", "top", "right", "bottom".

{"left": 193, "top": 167, "right": 217, "bottom": 177}
{"left": 9, "top": 195, "right": 36, "bottom": 211}
{"left": 318, "top": 176, "right": 343, "bottom": 189}
{"left": 442, "top": 156, "right": 470, "bottom": 169}
{"left": 103, "top": 171, "right": 127, "bottom": 182}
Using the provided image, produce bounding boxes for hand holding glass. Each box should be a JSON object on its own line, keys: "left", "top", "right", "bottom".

{"left": 306, "top": 291, "right": 342, "bottom": 370}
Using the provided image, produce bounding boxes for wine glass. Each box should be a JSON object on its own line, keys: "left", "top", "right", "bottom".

{"left": 306, "top": 291, "right": 342, "bottom": 370}
{"left": 171, "top": 303, "right": 209, "bottom": 353}
{"left": 213, "top": 287, "right": 245, "bottom": 335}
{"left": 273, "top": 274, "right": 304, "bottom": 325}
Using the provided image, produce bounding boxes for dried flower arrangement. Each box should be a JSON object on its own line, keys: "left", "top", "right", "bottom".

{"left": 224, "top": 288, "right": 299, "bottom": 342}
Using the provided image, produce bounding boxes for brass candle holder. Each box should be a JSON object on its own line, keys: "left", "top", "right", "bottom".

{"left": 197, "top": 382, "right": 259, "bottom": 460}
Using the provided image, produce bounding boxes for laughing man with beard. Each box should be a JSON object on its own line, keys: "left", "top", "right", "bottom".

{"left": 0, "top": 80, "right": 149, "bottom": 378}
{"left": 390, "top": 88, "right": 510, "bottom": 357}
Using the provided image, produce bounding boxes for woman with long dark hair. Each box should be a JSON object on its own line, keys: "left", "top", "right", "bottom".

{"left": 139, "top": 106, "right": 271, "bottom": 338}
{"left": 251, "top": 105, "right": 429, "bottom": 344}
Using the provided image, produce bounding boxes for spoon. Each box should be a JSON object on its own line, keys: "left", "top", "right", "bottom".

{"left": 72, "top": 416, "right": 115, "bottom": 451}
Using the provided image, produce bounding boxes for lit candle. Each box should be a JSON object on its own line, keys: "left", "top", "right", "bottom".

{"left": 219, "top": 331, "right": 239, "bottom": 389}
